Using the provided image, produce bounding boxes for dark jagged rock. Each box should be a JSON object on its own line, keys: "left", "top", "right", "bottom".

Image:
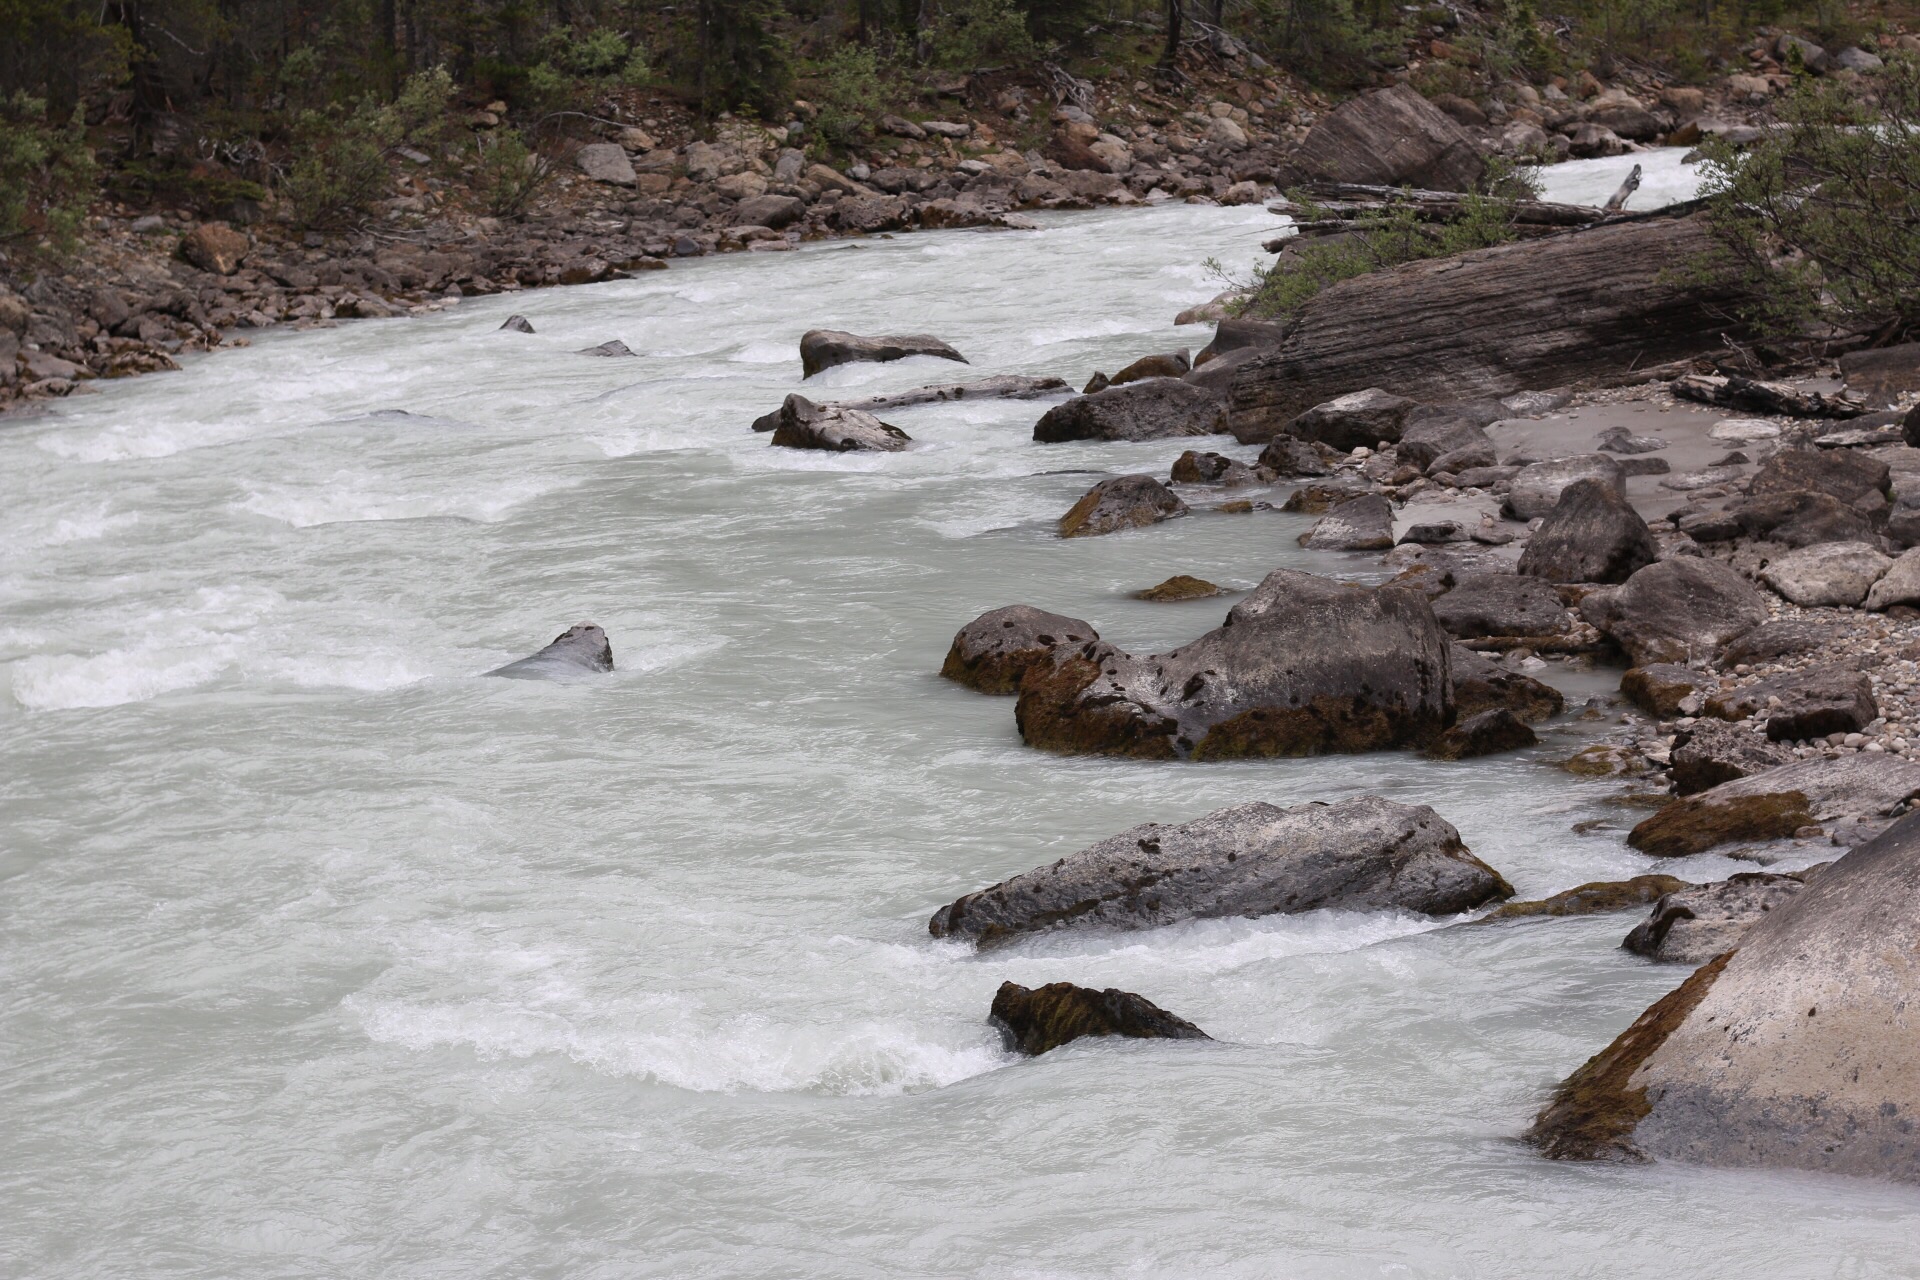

{"left": 831, "top": 375, "right": 1069, "bottom": 411}
{"left": 1619, "top": 664, "right": 1713, "bottom": 718}
{"left": 1032, "top": 378, "right": 1228, "bottom": 443}
{"left": 1279, "top": 480, "right": 1368, "bottom": 513}
{"left": 1134, "top": 575, "right": 1223, "bottom": 601}
{"left": 940, "top": 605, "right": 1099, "bottom": 695}
{"left": 1014, "top": 569, "right": 1452, "bottom": 759}
{"left": 989, "top": 982, "right": 1210, "bottom": 1056}
{"left": 1449, "top": 644, "right": 1565, "bottom": 722}
{"left": 1058, "top": 474, "right": 1189, "bottom": 538}
{"left": 1431, "top": 574, "right": 1571, "bottom": 639}
{"left": 931, "top": 797, "right": 1510, "bottom": 946}
{"left": 1748, "top": 447, "right": 1891, "bottom": 504}
{"left": 1622, "top": 870, "right": 1820, "bottom": 964}
{"left": 577, "top": 339, "right": 637, "bottom": 357}
{"left": 1284, "top": 388, "right": 1418, "bottom": 451}
{"left": 1170, "top": 450, "right": 1258, "bottom": 486}
{"left": 1506, "top": 455, "right": 1627, "bottom": 522}
{"left": 1728, "top": 490, "right": 1877, "bottom": 548}
{"left": 766, "top": 394, "right": 911, "bottom": 452}
{"left": 1300, "top": 493, "right": 1395, "bottom": 550}
{"left": 1528, "top": 811, "right": 1920, "bottom": 1180}
{"left": 499, "top": 314, "right": 535, "bottom": 333}
{"left": 1669, "top": 719, "right": 1794, "bottom": 795}
{"left": 1196, "top": 316, "right": 1287, "bottom": 365}
{"left": 1720, "top": 620, "right": 1841, "bottom": 668}
{"left": 1396, "top": 404, "right": 1500, "bottom": 471}
{"left": 1282, "top": 84, "right": 1486, "bottom": 192}
{"left": 485, "top": 623, "right": 613, "bottom": 680}
{"left": 1628, "top": 755, "right": 1920, "bottom": 857}
{"left": 1518, "top": 478, "right": 1658, "bottom": 584}
{"left": 1579, "top": 558, "right": 1769, "bottom": 665}
{"left": 1423, "top": 708, "right": 1537, "bottom": 759}
{"left": 1705, "top": 666, "right": 1878, "bottom": 742}
{"left": 799, "top": 329, "right": 968, "bottom": 378}
{"left": 1476, "top": 875, "right": 1693, "bottom": 922}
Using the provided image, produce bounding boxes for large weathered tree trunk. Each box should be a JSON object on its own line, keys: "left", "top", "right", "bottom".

{"left": 1225, "top": 214, "right": 1751, "bottom": 443}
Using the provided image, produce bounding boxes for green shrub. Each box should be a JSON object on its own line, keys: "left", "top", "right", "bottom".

{"left": 470, "top": 128, "right": 556, "bottom": 218}
{"left": 929, "top": 0, "right": 1038, "bottom": 69}
{"left": 279, "top": 68, "right": 455, "bottom": 230}
{"left": 0, "top": 92, "right": 97, "bottom": 254}
{"left": 809, "top": 45, "right": 901, "bottom": 149}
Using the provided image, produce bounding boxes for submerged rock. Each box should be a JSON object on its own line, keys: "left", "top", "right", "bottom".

{"left": 940, "top": 605, "right": 1099, "bottom": 694}
{"left": 1014, "top": 569, "right": 1452, "bottom": 759}
{"left": 1058, "top": 474, "right": 1188, "bottom": 538}
{"left": 989, "top": 981, "right": 1210, "bottom": 1056}
{"left": 1528, "top": 811, "right": 1920, "bottom": 1181}
{"left": 1621, "top": 870, "right": 1820, "bottom": 964}
{"left": 1628, "top": 754, "right": 1920, "bottom": 857}
{"left": 765, "top": 394, "right": 911, "bottom": 452}
{"left": 832, "top": 375, "right": 1069, "bottom": 411}
{"left": 499, "top": 314, "right": 535, "bottom": 333}
{"left": 1134, "top": 574, "right": 1223, "bottom": 601}
{"left": 1300, "top": 493, "right": 1395, "bottom": 550}
{"left": 577, "top": 339, "right": 637, "bottom": 357}
{"left": 930, "top": 796, "right": 1510, "bottom": 946}
{"left": 485, "top": 623, "right": 613, "bottom": 680}
{"left": 1032, "top": 378, "right": 1228, "bottom": 443}
{"left": 799, "top": 329, "right": 967, "bottom": 377}
{"left": 1423, "top": 708, "right": 1537, "bottom": 759}
{"left": 1476, "top": 874, "right": 1693, "bottom": 922}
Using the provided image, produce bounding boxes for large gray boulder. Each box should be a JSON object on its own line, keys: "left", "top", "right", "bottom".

{"left": 1015, "top": 569, "right": 1453, "bottom": 759}
{"left": 1032, "top": 378, "right": 1228, "bottom": 443}
{"left": 1300, "top": 493, "right": 1395, "bottom": 550}
{"left": 1621, "top": 870, "right": 1819, "bottom": 964}
{"left": 1431, "top": 574, "right": 1571, "bottom": 638}
{"left": 1058, "top": 474, "right": 1189, "bottom": 538}
{"left": 1729, "top": 490, "right": 1877, "bottom": 548}
{"left": 1748, "top": 447, "right": 1891, "bottom": 505}
{"left": 732, "top": 193, "right": 807, "bottom": 229}
{"left": 1867, "top": 546, "right": 1920, "bottom": 609}
{"left": 1579, "top": 558, "right": 1769, "bottom": 665}
{"left": 1628, "top": 754, "right": 1920, "bottom": 857}
{"left": 1528, "top": 810, "right": 1920, "bottom": 1182}
{"left": 485, "top": 623, "right": 614, "bottom": 680}
{"left": 1283, "top": 84, "right": 1486, "bottom": 192}
{"left": 1668, "top": 719, "right": 1793, "bottom": 795}
{"left": 1505, "top": 454, "right": 1627, "bottom": 521}
{"left": 1285, "top": 388, "right": 1418, "bottom": 451}
{"left": 1759, "top": 541, "right": 1893, "bottom": 607}
{"left": 929, "top": 796, "right": 1511, "bottom": 945}
{"left": 940, "top": 605, "right": 1099, "bottom": 694}
{"left": 765, "top": 394, "right": 911, "bottom": 452}
{"left": 1705, "top": 666, "right": 1878, "bottom": 742}
{"left": 800, "top": 329, "right": 968, "bottom": 377}
{"left": 1397, "top": 404, "right": 1501, "bottom": 471}
{"left": 575, "top": 142, "right": 637, "bottom": 185}
{"left": 1518, "top": 478, "right": 1658, "bottom": 584}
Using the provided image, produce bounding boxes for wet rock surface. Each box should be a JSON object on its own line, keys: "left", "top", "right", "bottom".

{"left": 799, "top": 329, "right": 968, "bottom": 378}
{"left": 1423, "top": 708, "right": 1538, "bottom": 760}
{"left": 1705, "top": 666, "right": 1878, "bottom": 742}
{"left": 1058, "top": 475, "right": 1189, "bottom": 538}
{"left": 1621, "top": 870, "right": 1819, "bottom": 963}
{"left": 1300, "top": 494, "right": 1395, "bottom": 550}
{"left": 1033, "top": 379, "right": 1228, "bottom": 444}
{"left": 989, "top": 981, "right": 1210, "bottom": 1056}
{"left": 1668, "top": 719, "right": 1794, "bottom": 795}
{"left": 940, "top": 605, "right": 1099, "bottom": 695}
{"left": 485, "top": 623, "right": 613, "bottom": 680}
{"left": 765, "top": 394, "right": 912, "bottom": 452}
{"left": 1477, "top": 875, "right": 1693, "bottom": 922}
{"left": 1628, "top": 755, "right": 1920, "bottom": 857}
{"left": 1517, "top": 478, "right": 1657, "bottom": 585}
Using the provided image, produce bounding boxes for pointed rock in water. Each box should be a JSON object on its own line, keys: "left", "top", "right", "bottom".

{"left": 799, "top": 329, "right": 967, "bottom": 378}
{"left": 1108, "top": 349, "right": 1191, "bottom": 386}
{"left": 990, "top": 982, "right": 1210, "bottom": 1056}
{"left": 1527, "top": 811, "right": 1920, "bottom": 1181}
{"left": 1622, "top": 869, "right": 1823, "bottom": 964}
{"left": 1133, "top": 574, "right": 1222, "bottom": 601}
{"left": 940, "top": 605, "right": 1099, "bottom": 694}
{"left": 485, "top": 623, "right": 614, "bottom": 680}
{"left": 1057, "top": 474, "right": 1188, "bottom": 538}
{"left": 1475, "top": 874, "right": 1693, "bottom": 922}
{"left": 1014, "top": 569, "right": 1453, "bottom": 759}
{"left": 499, "top": 314, "right": 535, "bottom": 333}
{"left": 1170, "top": 449, "right": 1259, "bottom": 486}
{"left": 765, "top": 394, "right": 911, "bottom": 452}
{"left": 931, "top": 796, "right": 1510, "bottom": 946}
{"left": 577, "top": 339, "right": 636, "bottom": 357}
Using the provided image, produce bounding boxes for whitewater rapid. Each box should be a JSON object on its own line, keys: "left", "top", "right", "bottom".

{"left": 5, "top": 152, "right": 1917, "bottom": 1279}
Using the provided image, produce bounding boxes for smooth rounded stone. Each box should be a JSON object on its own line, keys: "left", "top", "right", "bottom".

{"left": 1399, "top": 520, "right": 1469, "bottom": 545}
{"left": 484, "top": 623, "right": 613, "bottom": 680}
{"left": 1196, "top": 316, "right": 1287, "bottom": 364}
{"left": 1109, "top": 350, "right": 1191, "bottom": 386}
{"left": 1286, "top": 388, "right": 1419, "bottom": 451}
{"left": 1709, "top": 417, "right": 1780, "bottom": 442}
{"left": 1705, "top": 666, "right": 1879, "bottom": 742}
{"left": 1579, "top": 558, "right": 1769, "bottom": 665}
{"left": 1449, "top": 644, "right": 1565, "bottom": 722}
{"left": 989, "top": 982, "right": 1210, "bottom": 1056}
{"left": 1670, "top": 719, "right": 1794, "bottom": 795}
{"left": 1423, "top": 708, "right": 1537, "bottom": 759}
{"left": 498, "top": 314, "right": 535, "bottom": 333}
{"left": 1618, "top": 456, "right": 1672, "bottom": 477}
{"left": 1748, "top": 447, "right": 1891, "bottom": 505}
{"left": 1058, "top": 474, "right": 1188, "bottom": 538}
{"left": 1563, "top": 743, "right": 1652, "bottom": 777}
{"left": 1598, "top": 425, "right": 1668, "bottom": 454}
{"left": 1427, "top": 440, "right": 1498, "bottom": 475}
{"left": 799, "top": 329, "right": 968, "bottom": 378}
{"left": 1864, "top": 545, "right": 1920, "bottom": 610}
{"left": 940, "top": 605, "right": 1099, "bottom": 694}
{"left": 1759, "top": 541, "right": 1893, "bottom": 607}
{"left": 1622, "top": 870, "right": 1819, "bottom": 964}
{"left": 1476, "top": 874, "right": 1693, "bottom": 922}
{"left": 1628, "top": 754, "right": 1920, "bottom": 857}
{"left": 1505, "top": 454, "right": 1627, "bottom": 521}
{"left": 1398, "top": 405, "right": 1497, "bottom": 471}
{"left": 1527, "top": 811, "right": 1920, "bottom": 1181}
{"left": 577, "top": 339, "right": 637, "bottom": 357}
{"left": 1517, "top": 477, "right": 1658, "bottom": 585}
{"left": 1661, "top": 465, "right": 1745, "bottom": 494}
{"left": 1719, "top": 619, "right": 1832, "bottom": 667}
{"left": 1620, "top": 664, "right": 1714, "bottom": 718}
{"left": 1032, "top": 378, "right": 1228, "bottom": 443}
{"left": 1256, "top": 436, "right": 1334, "bottom": 477}
{"left": 1014, "top": 569, "right": 1453, "bottom": 759}
{"left": 1170, "top": 450, "right": 1258, "bottom": 486}
{"left": 732, "top": 193, "right": 807, "bottom": 229}
{"left": 766, "top": 394, "right": 911, "bottom": 452}
{"left": 179, "top": 222, "right": 250, "bottom": 274}
{"left": 1280, "top": 480, "right": 1369, "bottom": 514}
{"left": 1730, "top": 489, "right": 1877, "bottom": 548}
{"left": 1299, "top": 493, "right": 1395, "bottom": 550}
{"left": 1431, "top": 574, "right": 1571, "bottom": 639}
{"left": 575, "top": 141, "right": 637, "bottom": 185}
{"left": 1133, "top": 574, "right": 1222, "bottom": 602}
{"left": 929, "top": 797, "right": 1511, "bottom": 946}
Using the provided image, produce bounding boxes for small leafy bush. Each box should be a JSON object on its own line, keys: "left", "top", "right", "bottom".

{"left": 809, "top": 46, "right": 902, "bottom": 149}
{"left": 0, "top": 92, "right": 99, "bottom": 254}
{"left": 929, "top": 0, "right": 1038, "bottom": 69}
{"left": 470, "top": 128, "right": 557, "bottom": 218}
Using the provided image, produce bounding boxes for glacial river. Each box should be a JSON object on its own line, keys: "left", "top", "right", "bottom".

{"left": 5, "top": 152, "right": 1918, "bottom": 1278}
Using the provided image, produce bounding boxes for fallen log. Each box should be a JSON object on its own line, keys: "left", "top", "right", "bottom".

{"left": 1671, "top": 373, "right": 1866, "bottom": 419}
{"left": 1269, "top": 183, "right": 1609, "bottom": 230}
{"left": 1226, "top": 213, "right": 1752, "bottom": 443}
{"left": 830, "top": 374, "right": 1071, "bottom": 411}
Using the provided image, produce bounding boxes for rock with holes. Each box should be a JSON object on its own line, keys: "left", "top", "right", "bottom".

{"left": 1627, "top": 754, "right": 1920, "bottom": 857}
{"left": 989, "top": 981, "right": 1210, "bottom": 1055}
{"left": 1622, "top": 869, "right": 1822, "bottom": 964}
{"left": 1058, "top": 474, "right": 1189, "bottom": 538}
{"left": 940, "top": 605, "right": 1099, "bottom": 694}
{"left": 1669, "top": 719, "right": 1794, "bottom": 795}
{"left": 766, "top": 394, "right": 911, "bottom": 452}
{"left": 485, "top": 623, "right": 614, "bottom": 680}
{"left": 1579, "top": 558, "right": 1769, "bottom": 665}
{"left": 1033, "top": 378, "right": 1229, "bottom": 443}
{"left": 929, "top": 796, "right": 1511, "bottom": 945}
{"left": 799, "top": 329, "right": 968, "bottom": 378}
{"left": 1014, "top": 569, "right": 1453, "bottom": 759}
{"left": 1518, "top": 478, "right": 1658, "bottom": 584}
{"left": 1527, "top": 811, "right": 1920, "bottom": 1181}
